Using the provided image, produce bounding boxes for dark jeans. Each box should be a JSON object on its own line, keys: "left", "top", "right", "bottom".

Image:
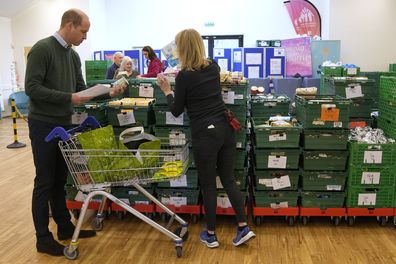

{"left": 191, "top": 117, "right": 247, "bottom": 231}
{"left": 28, "top": 118, "right": 73, "bottom": 242}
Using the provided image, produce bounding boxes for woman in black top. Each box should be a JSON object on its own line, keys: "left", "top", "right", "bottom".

{"left": 157, "top": 28, "right": 255, "bottom": 248}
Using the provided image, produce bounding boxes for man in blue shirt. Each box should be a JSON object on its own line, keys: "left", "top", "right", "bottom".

{"left": 105, "top": 51, "right": 123, "bottom": 79}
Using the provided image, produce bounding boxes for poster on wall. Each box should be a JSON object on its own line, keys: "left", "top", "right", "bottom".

{"left": 281, "top": 37, "right": 312, "bottom": 77}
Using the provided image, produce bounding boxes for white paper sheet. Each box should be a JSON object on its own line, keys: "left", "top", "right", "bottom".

{"left": 248, "top": 66, "right": 260, "bottom": 78}
{"left": 246, "top": 53, "right": 262, "bottom": 64}
{"left": 214, "top": 48, "right": 225, "bottom": 57}
{"left": 218, "top": 59, "right": 228, "bottom": 71}
{"left": 270, "top": 58, "right": 282, "bottom": 75}
{"left": 233, "top": 51, "right": 242, "bottom": 63}
{"left": 77, "top": 84, "right": 110, "bottom": 98}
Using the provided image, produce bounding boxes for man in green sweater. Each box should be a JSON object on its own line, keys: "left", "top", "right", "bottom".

{"left": 25, "top": 9, "right": 124, "bottom": 256}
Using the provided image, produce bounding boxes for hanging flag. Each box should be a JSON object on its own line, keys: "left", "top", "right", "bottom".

{"left": 284, "top": 0, "right": 321, "bottom": 37}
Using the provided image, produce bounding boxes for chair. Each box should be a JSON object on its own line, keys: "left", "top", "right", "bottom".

{"left": 8, "top": 91, "right": 29, "bottom": 117}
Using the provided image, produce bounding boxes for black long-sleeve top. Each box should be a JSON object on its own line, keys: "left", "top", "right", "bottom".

{"left": 166, "top": 60, "right": 226, "bottom": 127}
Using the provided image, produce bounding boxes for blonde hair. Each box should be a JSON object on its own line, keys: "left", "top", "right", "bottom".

{"left": 119, "top": 56, "right": 132, "bottom": 71}
{"left": 175, "top": 29, "right": 209, "bottom": 71}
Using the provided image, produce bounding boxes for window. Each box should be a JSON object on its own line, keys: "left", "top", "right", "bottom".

{"left": 202, "top": 35, "right": 244, "bottom": 58}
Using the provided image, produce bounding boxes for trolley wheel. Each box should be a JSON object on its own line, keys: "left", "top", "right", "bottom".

{"left": 287, "top": 216, "right": 295, "bottom": 226}
{"left": 176, "top": 246, "right": 182, "bottom": 258}
{"left": 333, "top": 216, "right": 340, "bottom": 226}
{"left": 379, "top": 216, "right": 388, "bottom": 226}
{"left": 302, "top": 216, "right": 308, "bottom": 225}
{"left": 90, "top": 217, "right": 103, "bottom": 231}
{"left": 347, "top": 216, "right": 355, "bottom": 226}
{"left": 174, "top": 227, "right": 189, "bottom": 242}
{"left": 254, "top": 216, "right": 261, "bottom": 226}
{"left": 64, "top": 246, "right": 79, "bottom": 260}
{"left": 116, "top": 211, "right": 125, "bottom": 220}
{"left": 191, "top": 214, "right": 199, "bottom": 224}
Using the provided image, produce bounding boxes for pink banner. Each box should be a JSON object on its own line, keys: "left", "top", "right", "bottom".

{"left": 284, "top": 0, "right": 321, "bottom": 37}
{"left": 281, "top": 37, "right": 312, "bottom": 77}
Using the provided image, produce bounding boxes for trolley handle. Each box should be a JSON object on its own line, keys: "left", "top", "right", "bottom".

{"left": 45, "top": 116, "right": 101, "bottom": 142}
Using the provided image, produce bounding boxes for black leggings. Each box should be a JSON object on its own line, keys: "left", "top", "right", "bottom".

{"left": 191, "top": 117, "right": 247, "bottom": 231}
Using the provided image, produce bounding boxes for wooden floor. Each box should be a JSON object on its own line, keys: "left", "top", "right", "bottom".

{"left": 1, "top": 117, "right": 396, "bottom": 264}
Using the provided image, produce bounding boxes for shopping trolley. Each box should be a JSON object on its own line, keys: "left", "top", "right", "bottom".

{"left": 46, "top": 116, "right": 190, "bottom": 259}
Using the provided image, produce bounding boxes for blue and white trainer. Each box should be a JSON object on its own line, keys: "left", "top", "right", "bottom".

{"left": 232, "top": 226, "right": 256, "bottom": 246}
{"left": 200, "top": 231, "right": 219, "bottom": 248}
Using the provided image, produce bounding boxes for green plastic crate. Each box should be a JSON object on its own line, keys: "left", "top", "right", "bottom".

{"left": 346, "top": 187, "right": 394, "bottom": 208}
{"left": 378, "top": 117, "right": 396, "bottom": 139}
{"left": 234, "top": 149, "right": 247, "bottom": 169}
{"left": 153, "top": 126, "right": 191, "bottom": 146}
{"left": 157, "top": 169, "right": 198, "bottom": 189}
{"left": 379, "top": 76, "right": 396, "bottom": 101}
{"left": 342, "top": 67, "right": 360, "bottom": 77}
{"left": 250, "top": 95, "right": 290, "bottom": 119}
{"left": 254, "top": 190, "right": 299, "bottom": 208}
{"left": 295, "top": 95, "right": 350, "bottom": 129}
{"left": 217, "top": 191, "right": 247, "bottom": 208}
{"left": 252, "top": 118, "right": 302, "bottom": 148}
{"left": 390, "top": 64, "right": 396, "bottom": 72}
{"left": 301, "top": 192, "right": 345, "bottom": 209}
{"left": 303, "top": 129, "right": 349, "bottom": 150}
{"left": 348, "top": 141, "right": 396, "bottom": 166}
{"left": 378, "top": 99, "right": 396, "bottom": 121}
{"left": 72, "top": 100, "right": 108, "bottom": 125}
{"left": 254, "top": 148, "right": 300, "bottom": 169}
{"left": 347, "top": 165, "right": 396, "bottom": 188}
{"left": 153, "top": 104, "right": 190, "bottom": 126}
{"left": 127, "top": 79, "right": 157, "bottom": 98}
{"left": 156, "top": 188, "right": 200, "bottom": 205}
{"left": 221, "top": 83, "right": 248, "bottom": 105}
{"left": 106, "top": 104, "right": 154, "bottom": 127}
{"left": 301, "top": 171, "right": 346, "bottom": 191}
{"left": 217, "top": 169, "right": 248, "bottom": 190}
{"left": 321, "top": 66, "right": 343, "bottom": 77}
{"left": 234, "top": 127, "right": 248, "bottom": 149}
{"left": 349, "top": 98, "right": 375, "bottom": 118}
{"left": 254, "top": 170, "right": 300, "bottom": 191}
{"left": 111, "top": 187, "right": 154, "bottom": 205}
{"left": 303, "top": 150, "right": 348, "bottom": 171}
{"left": 65, "top": 184, "right": 78, "bottom": 200}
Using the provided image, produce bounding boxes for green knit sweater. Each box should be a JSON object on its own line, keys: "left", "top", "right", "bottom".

{"left": 25, "top": 36, "right": 86, "bottom": 125}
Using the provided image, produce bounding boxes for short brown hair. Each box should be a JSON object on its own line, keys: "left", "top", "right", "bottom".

{"left": 60, "top": 9, "right": 83, "bottom": 28}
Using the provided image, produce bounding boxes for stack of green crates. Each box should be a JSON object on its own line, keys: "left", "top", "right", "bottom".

{"left": 85, "top": 60, "right": 111, "bottom": 82}
{"left": 72, "top": 100, "right": 109, "bottom": 126}
{"left": 378, "top": 76, "right": 396, "bottom": 139}
{"left": 320, "top": 65, "right": 343, "bottom": 95}
{"left": 296, "top": 94, "right": 349, "bottom": 210}
{"left": 346, "top": 141, "right": 396, "bottom": 208}
{"left": 251, "top": 98, "right": 300, "bottom": 210}
{"left": 327, "top": 77, "right": 375, "bottom": 126}
{"left": 250, "top": 95, "right": 290, "bottom": 120}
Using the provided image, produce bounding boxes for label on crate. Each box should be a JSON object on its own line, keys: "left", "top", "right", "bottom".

{"left": 361, "top": 172, "right": 381, "bottom": 184}
{"left": 258, "top": 179, "right": 273, "bottom": 187}
{"left": 326, "top": 185, "right": 342, "bottom": 191}
{"left": 217, "top": 196, "right": 232, "bottom": 208}
{"left": 333, "top": 122, "right": 343, "bottom": 128}
{"left": 72, "top": 112, "right": 88, "bottom": 125}
{"left": 272, "top": 176, "right": 291, "bottom": 190}
{"left": 139, "top": 85, "right": 154, "bottom": 98}
{"left": 235, "top": 94, "right": 244, "bottom": 100}
{"left": 236, "top": 141, "right": 242, "bottom": 148}
{"left": 347, "top": 68, "right": 357, "bottom": 75}
{"left": 269, "top": 133, "right": 287, "bottom": 142}
{"left": 166, "top": 112, "right": 184, "bottom": 125}
{"left": 222, "top": 91, "right": 235, "bottom": 104}
{"left": 169, "top": 131, "right": 186, "bottom": 146}
{"left": 268, "top": 155, "right": 287, "bottom": 169}
{"left": 358, "top": 193, "right": 376, "bottom": 206}
{"left": 363, "top": 151, "right": 383, "bottom": 164}
{"left": 345, "top": 84, "right": 363, "bottom": 99}
{"left": 270, "top": 202, "right": 288, "bottom": 209}
{"left": 170, "top": 197, "right": 187, "bottom": 207}
{"left": 264, "top": 102, "right": 277, "bottom": 107}
{"left": 119, "top": 198, "right": 130, "bottom": 205}
{"left": 170, "top": 174, "right": 188, "bottom": 187}
{"left": 320, "top": 106, "right": 340, "bottom": 121}
{"left": 117, "top": 110, "right": 135, "bottom": 126}
{"left": 135, "top": 201, "right": 149, "bottom": 205}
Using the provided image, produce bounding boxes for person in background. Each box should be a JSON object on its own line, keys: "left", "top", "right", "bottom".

{"left": 137, "top": 46, "right": 162, "bottom": 78}
{"left": 114, "top": 55, "right": 139, "bottom": 79}
{"left": 105, "top": 51, "right": 123, "bottom": 79}
{"left": 157, "top": 28, "right": 256, "bottom": 249}
{"left": 25, "top": 8, "right": 125, "bottom": 257}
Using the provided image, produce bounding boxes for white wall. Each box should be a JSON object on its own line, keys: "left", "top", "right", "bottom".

{"left": 0, "top": 17, "right": 14, "bottom": 112}
{"left": 329, "top": 0, "right": 396, "bottom": 71}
